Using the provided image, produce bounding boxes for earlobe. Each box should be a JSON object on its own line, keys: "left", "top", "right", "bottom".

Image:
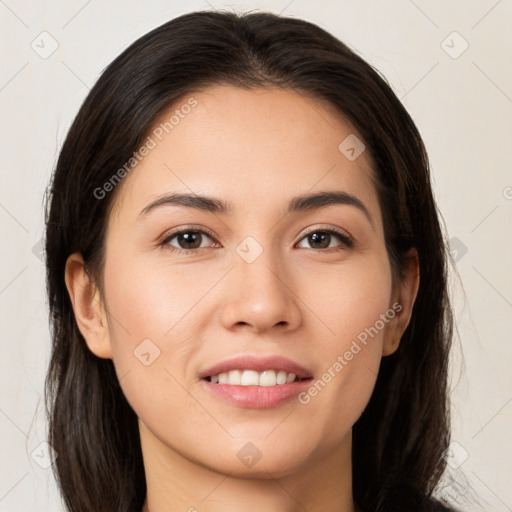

{"left": 382, "top": 248, "right": 420, "bottom": 356}
{"left": 64, "top": 253, "right": 113, "bottom": 359}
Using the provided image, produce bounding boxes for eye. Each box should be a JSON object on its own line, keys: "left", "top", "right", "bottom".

{"left": 296, "top": 227, "right": 353, "bottom": 250}
{"left": 159, "top": 225, "right": 353, "bottom": 255}
{"left": 160, "top": 228, "right": 218, "bottom": 253}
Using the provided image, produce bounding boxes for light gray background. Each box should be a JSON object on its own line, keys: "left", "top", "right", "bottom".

{"left": 1, "top": 1, "right": 511, "bottom": 510}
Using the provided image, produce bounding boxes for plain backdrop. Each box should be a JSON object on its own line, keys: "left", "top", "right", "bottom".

{"left": 0, "top": 1, "right": 511, "bottom": 510}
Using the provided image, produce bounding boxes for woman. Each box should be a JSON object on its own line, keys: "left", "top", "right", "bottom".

{"left": 44, "top": 10, "right": 458, "bottom": 512}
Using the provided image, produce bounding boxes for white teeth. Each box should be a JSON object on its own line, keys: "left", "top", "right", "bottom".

{"left": 259, "top": 370, "right": 276, "bottom": 386}
{"left": 276, "top": 371, "right": 288, "bottom": 384}
{"left": 240, "top": 370, "right": 259, "bottom": 386}
{"left": 208, "top": 369, "right": 300, "bottom": 386}
{"left": 227, "top": 369, "right": 242, "bottom": 385}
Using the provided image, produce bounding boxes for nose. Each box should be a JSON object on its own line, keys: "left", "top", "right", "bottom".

{"left": 220, "top": 247, "right": 302, "bottom": 335}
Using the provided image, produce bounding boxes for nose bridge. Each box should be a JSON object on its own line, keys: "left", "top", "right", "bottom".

{"left": 220, "top": 233, "right": 301, "bottom": 332}
{"left": 235, "top": 233, "right": 289, "bottom": 301}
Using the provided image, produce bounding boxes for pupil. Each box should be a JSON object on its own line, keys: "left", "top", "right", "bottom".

{"left": 310, "top": 232, "right": 329, "bottom": 249}
{"left": 176, "top": 232, "right": 332, "bottom": 250}
{"left": 179, "top": 232, "right": 201, "bottom": 249}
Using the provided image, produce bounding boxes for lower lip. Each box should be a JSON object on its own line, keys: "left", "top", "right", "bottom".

{"left": 201, "top": 378, "right": 313, "bottom": 408}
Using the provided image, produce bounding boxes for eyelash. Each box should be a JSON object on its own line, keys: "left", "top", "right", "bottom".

{"left": 158, "top": 225, "right": 354, "bottom": 255}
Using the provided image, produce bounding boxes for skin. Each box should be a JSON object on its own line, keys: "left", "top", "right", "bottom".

{"left": 65, "top": 86, "right": 419, "bottom": 512}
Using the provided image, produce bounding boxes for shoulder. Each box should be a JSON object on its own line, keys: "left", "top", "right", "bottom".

{"left": 430, "top": 500, "right": 462, "bottom": 512}
{"left": 357, "top": 497, "right": 464, "bottom": 512}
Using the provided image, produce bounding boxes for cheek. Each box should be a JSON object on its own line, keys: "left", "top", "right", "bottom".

{"left": 103, "top": 255, "right": 213, "bottom": 352}
{"left": 101, "top": 259, "right": 212, "bottom": 437}
{"left": 100, "top": 249, "right": 223, "bottom": 398}
{"left": 295, "top": 252, "right": 392, "bottom": 430}
{"left": 299, "top": 248, "right": 393, "bottom": 345}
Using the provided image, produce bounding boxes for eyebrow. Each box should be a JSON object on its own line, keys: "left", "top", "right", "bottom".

{"left": 138, "top": 190, "right": 374, "bottom": 228}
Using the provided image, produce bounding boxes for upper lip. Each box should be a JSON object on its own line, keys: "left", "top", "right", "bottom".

{"left": 199, "top": 355, "right": 313, "bottom": 380}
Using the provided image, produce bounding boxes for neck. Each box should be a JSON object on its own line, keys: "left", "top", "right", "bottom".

{"left": 139, "top": 422, "right": 356, "bottom": 512}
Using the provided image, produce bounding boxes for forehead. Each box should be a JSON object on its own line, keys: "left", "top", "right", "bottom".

{"left": 108, "top": 85, "right": 380, "bottom": 226}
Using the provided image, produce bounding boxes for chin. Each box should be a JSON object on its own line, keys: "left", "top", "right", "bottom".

{"left": 196, "top": 437, "right": 317, "bottom": 479}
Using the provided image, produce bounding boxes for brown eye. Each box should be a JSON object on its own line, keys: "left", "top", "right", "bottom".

{"left": 307, "top": 232, "right": 331, "bottom": 249}
{"left": 162, "top": 229, "right": 216, "bottom": 252}
{"left": 297, "top": 229, "right": 353, "bottom": 250}
{"left": 174, "top": 232, "right": 203, "bottom": 249}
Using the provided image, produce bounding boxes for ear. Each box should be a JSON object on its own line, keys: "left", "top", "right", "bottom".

{"left": 382, "top": 248, "right": 420, "bottom": 357}
{"left": 64, "top": 252, "right": 113, "bottom": 359}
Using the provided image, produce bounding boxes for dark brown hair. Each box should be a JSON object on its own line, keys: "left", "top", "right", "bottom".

{"left": 44, "top": 10, "right": 456, "bottom": 512}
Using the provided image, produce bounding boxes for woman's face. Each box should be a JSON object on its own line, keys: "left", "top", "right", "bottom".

{"left": 70, "top": 86, "right": 415, "bottom": 480}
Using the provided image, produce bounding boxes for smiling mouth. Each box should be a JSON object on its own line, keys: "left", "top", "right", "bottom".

{"left": 204, "top": 369, "right": 311, "bottom": 386}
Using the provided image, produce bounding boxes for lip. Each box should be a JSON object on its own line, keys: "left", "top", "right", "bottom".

{"left": 202, "top": 379, "right": 312, "bottom": 408}
{"left": 199, "top": 355, "right": 313, "bottom": 409}
{"left": 198, "top": 355, "right": 313, "bottom": 380}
